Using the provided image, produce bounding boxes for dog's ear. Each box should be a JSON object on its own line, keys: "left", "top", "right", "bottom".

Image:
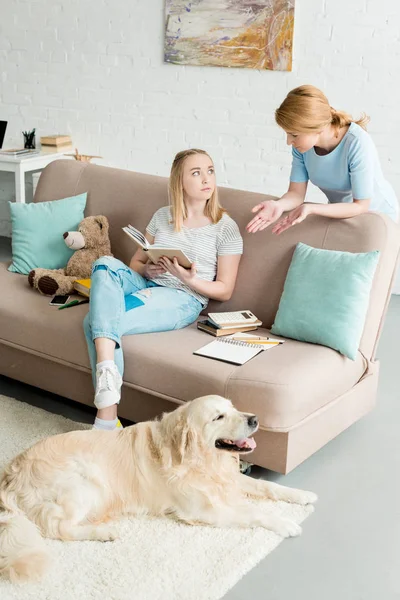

{"left": 160, "top": 402, "right": 201, "bottom": 464}
{"left": 172, "top": 415, "right": 199, "bottom": 464}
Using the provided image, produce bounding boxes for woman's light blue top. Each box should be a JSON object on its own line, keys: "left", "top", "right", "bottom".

{"left": 290, "top": 122, "right": 398, "bottom": 221}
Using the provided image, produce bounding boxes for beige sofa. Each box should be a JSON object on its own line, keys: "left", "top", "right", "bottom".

{"left": 1, "top": 160, "right": 399, "bottom": 473}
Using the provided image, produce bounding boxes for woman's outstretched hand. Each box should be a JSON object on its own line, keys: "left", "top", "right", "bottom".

{"left": 272, "top": 204, "right": 312, "bottom": 235}
{"left": 246, "top": 200, "right": 284, "bottom": 233}
{"left": 158, "top": 257, "right": 197, "bottom": 283}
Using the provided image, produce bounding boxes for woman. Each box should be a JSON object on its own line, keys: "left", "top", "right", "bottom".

{"left": 84, "top": 149, "right": 243, "bottom": 430}
{"left": 247, "top": 85, "right": 398, "bottom": 235}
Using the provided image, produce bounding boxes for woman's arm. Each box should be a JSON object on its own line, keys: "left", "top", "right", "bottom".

{"left": 159, "top": 254, "right": 242, "bottom": 302}
{"left": 307, "top": 198, "right": 370, "bottom": 218}
{"left": 279, "top": 181, "right": 309, "bottom": 211}
{"left": 272, "top": 198, "right": 371, "bottom": 235}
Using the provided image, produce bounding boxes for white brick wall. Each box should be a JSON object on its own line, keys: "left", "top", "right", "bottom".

{"left": 0, "top": 0, "right": 399, "bottom": 239}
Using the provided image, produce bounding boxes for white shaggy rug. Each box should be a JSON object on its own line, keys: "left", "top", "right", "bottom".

{"left": 0, "top": 395, "right": 315, "bottom": 600}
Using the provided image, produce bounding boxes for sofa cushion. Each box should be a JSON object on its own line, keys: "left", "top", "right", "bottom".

{"left": 8, "top": 192, "right": 87, "bottom": 275}
{"left": 0, "top": 262, "right": 367, "bottom": 430}
{"left": 0, "top": 261, "right": 90, "bottom": 365}
{"left": 271, "top": 243, "right": 380, "bottom": 360}
{"left": 120, "top": 324, "right": 367, "bottom": 429}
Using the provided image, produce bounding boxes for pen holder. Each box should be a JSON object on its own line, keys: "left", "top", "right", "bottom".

{"left": 23, "top": 129, "right": 36, "bottom": 149}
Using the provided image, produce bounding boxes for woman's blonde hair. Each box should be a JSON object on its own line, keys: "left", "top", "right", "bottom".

{"left": 275, "top": 85, "right": 370, "bottom": 135}
{"left": 169, "top": 148, "right": 226, "bottom": 232}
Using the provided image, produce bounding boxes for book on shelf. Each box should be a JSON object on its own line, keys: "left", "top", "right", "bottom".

{"left": 73, "top": 278, "right": 91, "bottom": 297}
{"left": 0, "top": 148, "right": 40, "bottom": 156}
{"left": 122, "top": 224, "right": 192, "bottom": 268}
{"left": 40, "top": 135, "right": 72, "bottom": 146}
{"left": 197, "top": 319, "right": 261, "bottom": 337}
{"left": 41, "top": 143, "right": 74, "bottom": 153}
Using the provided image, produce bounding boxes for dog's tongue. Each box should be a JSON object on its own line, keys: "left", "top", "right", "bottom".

{"left": 235, "top": 437, "right": 256, "bottom": 450}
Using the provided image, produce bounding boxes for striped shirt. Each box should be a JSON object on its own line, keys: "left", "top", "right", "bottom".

{"left": 146, "top": 206, "right": 243, "bottom": 306}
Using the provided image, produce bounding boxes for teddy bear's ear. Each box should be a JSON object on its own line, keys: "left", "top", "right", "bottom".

{"left": 95, "top": 216, "right": 108, "bottom": 231}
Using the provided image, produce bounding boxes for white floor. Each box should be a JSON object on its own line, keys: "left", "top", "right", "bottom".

{"left": 1, "top": 235, "right": 399, "bottom": 599}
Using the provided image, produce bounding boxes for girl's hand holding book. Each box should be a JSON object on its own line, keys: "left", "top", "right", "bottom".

{"left": 158, "top": 256, "right": 197, "bottom": 283}
{"left": 143, "top": 262, "right": 166, "bottom": 279}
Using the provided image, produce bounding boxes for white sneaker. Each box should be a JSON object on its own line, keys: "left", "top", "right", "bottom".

{"left": 94, "top": 363, "right": 122, "bottom": 409}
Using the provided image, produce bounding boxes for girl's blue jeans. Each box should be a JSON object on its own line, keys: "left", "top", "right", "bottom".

{"left": 83, "top": 256, "right": 203, "bottom": 381}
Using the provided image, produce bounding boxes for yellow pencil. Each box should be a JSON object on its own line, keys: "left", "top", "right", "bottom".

{"left": 233, "top": 339, "right": 281, "bottom": 345}
{"left": 248, "top": 341, "right": 281, "bottom": 345}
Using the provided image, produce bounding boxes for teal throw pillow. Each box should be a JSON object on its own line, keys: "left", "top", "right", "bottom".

{"left": 271, "top": 242, "right": 380, "bottom": 360}
{"left": 8, "top": 193, "right": 87, "bottom": 275}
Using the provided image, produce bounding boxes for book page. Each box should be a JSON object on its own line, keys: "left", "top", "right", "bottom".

{"left": 122, "top": 225, "right": 148, "bottom": 249}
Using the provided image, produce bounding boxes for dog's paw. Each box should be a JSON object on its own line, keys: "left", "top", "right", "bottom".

{"left": 294, "top": 490, "right": 318, "bottom": 505}
{"left": 95, "top": 524, "right": 118, "bottom": 542}
{"left": 277, "top": 519, "right": 302, "bottom": 538}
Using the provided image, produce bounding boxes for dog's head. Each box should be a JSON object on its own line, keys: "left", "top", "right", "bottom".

{"left": 163, "top": 395, "right": 258, "bottom": 463}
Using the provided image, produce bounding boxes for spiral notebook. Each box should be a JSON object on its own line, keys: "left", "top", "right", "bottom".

{"left": 193, "top": 337, "right": 265, "bottom": 366}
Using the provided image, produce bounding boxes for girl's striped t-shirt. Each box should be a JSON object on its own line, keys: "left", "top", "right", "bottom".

{"left": 145, "top": 206, "right": 243, "bottom": 305}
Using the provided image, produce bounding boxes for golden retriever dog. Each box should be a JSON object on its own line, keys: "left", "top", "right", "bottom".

{"left": 0, "top": 395, "right": 317, "bottom": 581}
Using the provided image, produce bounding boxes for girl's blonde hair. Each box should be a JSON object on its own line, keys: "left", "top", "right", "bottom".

{"left": 275, "top": 85, "right": 370, "bottom": 135}
{"left": 169, "top": 148, "right": 226, "bottom": 232}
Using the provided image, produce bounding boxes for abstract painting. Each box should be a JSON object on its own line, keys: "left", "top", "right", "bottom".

{"left": 164, "top": 1, "right": 295, "bottom": 71}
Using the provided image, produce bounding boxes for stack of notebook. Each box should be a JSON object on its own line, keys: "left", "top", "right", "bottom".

{"left": 40, "top": 134, "right": 73, "bottom": 152}
{"left": 73, "top": 279, "right": 91, "bottom": 297}
{"left": 197, "top": 310, "right": 262, "bottom": 337}
{"left": 0, "top": 148, "right": 40, "bottom": 157}
{"left": 197, "top": 319, "right": 262, "bottom": 336}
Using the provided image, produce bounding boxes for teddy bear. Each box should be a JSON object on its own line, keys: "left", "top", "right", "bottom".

{"left": 28, "top": 215, "right": 113, "bottom": 296}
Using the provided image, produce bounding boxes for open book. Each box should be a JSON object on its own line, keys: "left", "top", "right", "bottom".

{"left": 194, "top": 333, "right": 284, "bottom": 365}
{"left": 122, "top": 224, "right": 192, "bottom": 268}
{"left": 194, "top": 337, "right": 264, "bottom": 366}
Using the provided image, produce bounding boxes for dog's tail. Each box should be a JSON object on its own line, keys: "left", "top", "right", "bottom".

{"left": 0, "top": 501, "right": 50, "bottom": 582}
